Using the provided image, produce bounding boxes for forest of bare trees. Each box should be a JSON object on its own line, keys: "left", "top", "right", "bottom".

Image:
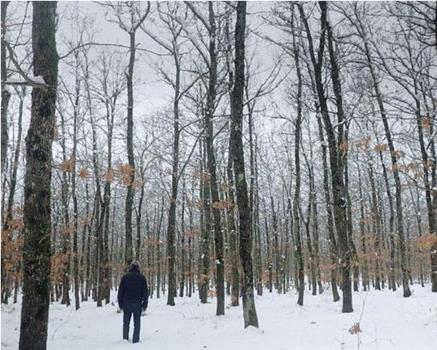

{"left": 1, "top": 1, "right": 436, "bottom": 348}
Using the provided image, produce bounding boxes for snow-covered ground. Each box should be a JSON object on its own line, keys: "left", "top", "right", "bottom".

{"left": 2, "top": 284, "right": 436, "bottom": 350}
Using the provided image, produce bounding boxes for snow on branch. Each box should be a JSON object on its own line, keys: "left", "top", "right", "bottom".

{"left": 3, "top": 40, "right": 48, "bottom": 88}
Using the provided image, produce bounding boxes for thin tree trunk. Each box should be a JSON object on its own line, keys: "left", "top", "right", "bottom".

{"left": 179, "top": 180, "right": 186, "bottom": 298}
{"left": 227, "top": 136, "right": 240, "bottom": 306}
{"left": 377, "top": 149, "right": 396, "bottom": 291}
{"left": 199, "top": 139, "right": 210, "bottom": 304}
{"left": 290, "top": 6, "right": 304, "bottom": 305}
{"left": 60, "top": 111, "right": 71, "bottom": 307}
{"left": 1, "top": 1, "right": 10, "bottom": 172}
{"left": 368, "top": 161, "right": 382, "bottom": 290}
{"left": 202, "top": 2, "right": 225, "bottom": 316}
{"left": 1, "top": 87, "right": 24, "bottom": 304}
{"left": 71, "top": 57, "right": 80, "bottom": 310}
{"left": 125, "top": 31, "right": 136, "bottom": 266}
{"left": 357, "top": 165, "right": 369, "bottom": 291}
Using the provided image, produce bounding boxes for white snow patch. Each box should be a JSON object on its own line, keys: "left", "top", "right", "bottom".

{"left": 29, "top": 75, "right": 47, "bottom": 85}
{"left": 2, "top": 285, "right": 436, "bottom": 349}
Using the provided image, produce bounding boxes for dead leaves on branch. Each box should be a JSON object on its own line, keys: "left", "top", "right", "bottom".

{"left": 60, "top": 162, "right": 147, "bottom": 189}
{"left": 212, "top": 200, "right": 235, "bottom": 210}
{"left": 348, "top": 322, "right": 362, "bottom": 335}
{"left": 374, "top": 143, "right": 388, "bottom": 153}
{"left": 415, "top": 233, "right": 437, "bottom": 252}
{"left": 187, "top": 198, "right": 236, "bottom": 210}
{"left": 59, "top": 157, "right": 76, "bottom": 173}
{"left": 79, "top": 167, "right": 90, "bottom": 179}
{"left": 421, "top": 115, "right": 432, "bottom": 130}
{"left": 118, "top": 164, "right": 134, "bottom": 186}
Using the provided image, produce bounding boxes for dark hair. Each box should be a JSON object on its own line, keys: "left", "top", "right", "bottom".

{"left": 130, "top": 261, "right": 140, "bottom": 271}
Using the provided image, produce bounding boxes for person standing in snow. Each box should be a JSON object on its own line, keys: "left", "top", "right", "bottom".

{"left": 117, "top": 261, "right": 149, "bottom": 343}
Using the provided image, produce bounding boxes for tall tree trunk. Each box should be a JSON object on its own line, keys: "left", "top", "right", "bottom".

{"left": 264, "top": 214, "right": 273, "bottom": 293}
{"left": 166, "top": 51, "right": 182, "bottom": 306}
{"left": 299, "top": 3, "right": 340, "bottom": 303}
{"left": 231, "top": 1, "right": 259, "bottom": 328}
{"left": 227, "top": 135, "right": 240, "bottom": 306}
{"left": 125, "top": 31, "right": 136, "bottom": 266}
{"left": 344, "top": 125, "right": 360, "bottom": 293}
{"left": 136, "top": 176, "right": 144, "bottom": 261}
{"left": 254, "top": 135, "right": 263, "bottom": 296}
{"left": 368, "top": 161, "right": 382, "bottom": 290}
{"left": 199, "top": 139, "right": 210, "bottom": 303}
{"left": 60, "top": 112, "right": 71, "bottom": 307}
{"left": 101, "top": 90, "right": 116, "bottom": 304}
{"left": 271, "top": 197, "right": 282, "bottom": 294}
{"left": 81, "top": 180, "right": 90, "bottom": 301}
{"left": 290, "top": 5, "right": 304, "bottom": 305}
{"left": 203, "top": 3, "right": 225, "bottom": 316}
{"left": 19, "top": 3, "right": 58, "bottom": 349}
{"left": 319, "top": 2, "right": 353, "bottom": 312}
{"left": 308, "top": 143, "right": 323, "bottom": 294}
{"left": 179, "top": 181, "right": 186, "bottom": 298}
{"left": 378, "top": 149, "right": 396, "bottom": 291}
{"left": 225, "top": 18, "right": 240, "bottom": 305}
{"left": 357, "top": 164, "right": 369, "bottom": 291}
{"left": 71, "top": 57, "right": 80, "bottom": 310}
{"left": 1, "top": 1, "right": 10, "bottom": 172}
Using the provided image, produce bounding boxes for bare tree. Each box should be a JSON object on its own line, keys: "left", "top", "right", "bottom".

{"left": 103, "top": 1, "right": 151, "bottom": 265}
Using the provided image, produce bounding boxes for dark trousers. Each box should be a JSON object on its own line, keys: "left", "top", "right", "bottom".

{"left": 123, "top": 303, "right": 142, "bottom": 343}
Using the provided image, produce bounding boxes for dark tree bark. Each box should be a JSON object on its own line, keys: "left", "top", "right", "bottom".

{"left": 227, "top": 135, "right": 239, "bottom": 306}
{"left": 1, "top": 1, "right": 10, "bottom": 172}
{"left": 378, "top": 149, "right": 396, "bottom": 291}
{"left": 357, "top": 164, "right": 370, "bottom": 291}
{"left": 19, "top": 2, "right": 58, "bottom": 349}
{"left": 254, "top": 135, "right": 263, "bottom": 296}
{"left": 59, "top": 111, "right": 71, "bottom": 307}
{"left": 71, "top": 55, "right": 80, "bottom": 310}
{"left": 290, "top": 4, "right": 305, "bottom": 306}
{"left": 264, "top": 214, "right": 273, "bottom": 293}
{"left": 120, "top": 5, "right": 150, "bottom": 266}
{"left": 320, "top": 2, "right": 353, "bottom": 312}
{"left": 136, "top": 171, "right": 145, "bottom": 261}
{"left": 230, "top": 1, "right": 259, "bottom": 328}
{"left": 166, "top": 42, "right": 181, "bottom": 307}
{"left": 179, "top": 180, "right": 186, "bottom": 298}
{"left": 199, "top": 139, "right": 210, "bottom": 304}
{"left": 300, "top": 2, "right": 352, "bottom": 311}
{"left": 124, "top": 30, "right": 136, "bottom": 266}
{"left": 81, "top": 180, "right": 90, "bottom": 301}
{"left": 308, "top": 139, "right": 323, "bottom": 294}
{"left": 368, "top": 161, "right": 382, "bottom": 290}
{"left": 98, "top": 63, "right": 120, "bottom": 304}
{"left": 201, "top": 2, "right": 225, "bottom": 316}
{"left": 299, "top": 4, "right": 340, "bottom": 303}
{"left": 224, "top": 17, "right": 240, "bottom": 304}
{"left": 343, "top": 125, "right": 360, "bottom": 293}
{"left": 270, "top": 197, "right": 282, "bottom": 294}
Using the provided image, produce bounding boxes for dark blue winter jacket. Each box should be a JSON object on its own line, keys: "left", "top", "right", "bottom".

{"left": 117, "top": 266, "right": 149, "bottom": 310}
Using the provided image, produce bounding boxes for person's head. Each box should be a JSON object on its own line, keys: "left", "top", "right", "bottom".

{"left": 129, "top": 260, "right": 140, "bottom": 272}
